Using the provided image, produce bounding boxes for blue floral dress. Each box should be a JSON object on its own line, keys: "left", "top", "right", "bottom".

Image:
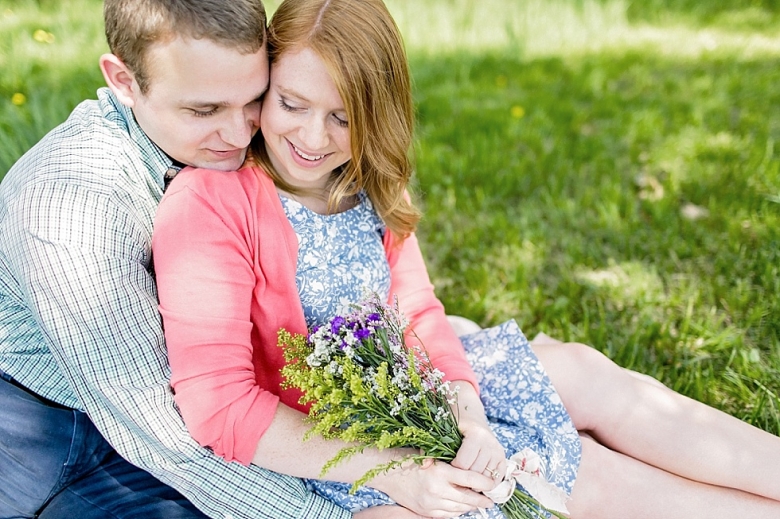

{"left": 280, "top": 193, "right": 581, "bottom": 517}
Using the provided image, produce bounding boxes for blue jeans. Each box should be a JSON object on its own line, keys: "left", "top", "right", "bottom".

{"left": 0, "top": 371, "right": 206, "bottom": 519}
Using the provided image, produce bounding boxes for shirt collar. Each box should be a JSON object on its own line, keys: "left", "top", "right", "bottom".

{"left": 97, "top": 87, "right": 180, "bottom": 191}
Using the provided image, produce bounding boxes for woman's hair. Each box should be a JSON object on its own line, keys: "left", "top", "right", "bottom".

{"left": 251, "top": 0, "right": 420, "bottom": 240}
{"left": 104, "top": 0, "right": 267, "bottom": 94}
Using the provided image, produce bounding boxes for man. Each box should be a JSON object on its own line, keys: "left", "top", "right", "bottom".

{"left": 0, "top": 1, "right": 351, "bottom": 517}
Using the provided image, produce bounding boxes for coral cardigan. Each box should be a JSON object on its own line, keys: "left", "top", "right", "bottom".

{"left": 153, "top": 165, "right": 478, "bottom": 465}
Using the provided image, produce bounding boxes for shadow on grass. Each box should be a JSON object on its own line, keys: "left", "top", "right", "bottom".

{"left": 411, "top": 51, "right": 780, "bottom": 430}
{"left": 1, "top": 38, "right": 779, "bottom": 430}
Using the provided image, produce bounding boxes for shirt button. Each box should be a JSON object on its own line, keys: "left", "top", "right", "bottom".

{"left": 164, "top": 167, "right": 179, "bottom": 181}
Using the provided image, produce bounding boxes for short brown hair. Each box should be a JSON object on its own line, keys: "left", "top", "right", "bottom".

{"left": 104, "top": 0, "right": 267, "bottom": 93}
{"left": 252, "top": 0, "right": 420, "bottom": 240}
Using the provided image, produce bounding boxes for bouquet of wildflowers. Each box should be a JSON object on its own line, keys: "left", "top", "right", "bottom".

{"left": 279, "top": 294, "right": 569, "bottom": 519}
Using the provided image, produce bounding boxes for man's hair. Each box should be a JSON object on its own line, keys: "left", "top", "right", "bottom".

{"left": 104, "top": 0, "right": 267, "bottom": 94}
{"left": 252, "top": 0, "right": 420, "bottom": 240}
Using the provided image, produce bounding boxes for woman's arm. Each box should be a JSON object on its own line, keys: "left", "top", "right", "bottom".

{"left": 449, "top": 381, "right": 508, "bottom": 479}
{"left": 153, "top": 170, "right": 495, "bottom": 516}
{"left": 154, "top": 174, "right": 277, "bottom": 464}
{"left": 253, "top": 404, "right": 496, "bottom": 516}
{"left": 384, "top": 232, "right": 507, "bottom": 480}
{"left": 383, "top": 231, "right": 479, "bottom": 390}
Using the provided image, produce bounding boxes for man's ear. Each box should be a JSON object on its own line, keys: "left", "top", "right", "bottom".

{"left": 99, "top": 53, "right": 139, "bottom": 107}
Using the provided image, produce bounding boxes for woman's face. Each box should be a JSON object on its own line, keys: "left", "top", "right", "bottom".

{"left": 260, "top": 46, "right": 351, "bottom": 193}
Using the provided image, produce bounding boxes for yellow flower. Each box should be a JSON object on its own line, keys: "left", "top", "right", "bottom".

{"left": 33, "top": 29, "right": 55, "bottom": 44}
{"left": 511, "top": 105, "right": 525, "bottom": 119}
{"left": 11, "top": 93, "right": 26, "bottom": 106}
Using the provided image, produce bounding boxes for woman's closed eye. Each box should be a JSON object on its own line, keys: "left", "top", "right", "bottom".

{"left": 278, "top": 97, "right": 302, "bottom": 113}
{"left": 333, "top": 113, "right": 348, "bottom": 128}
{"left": 279, "top": 97, "right": 347, "bottom": 127}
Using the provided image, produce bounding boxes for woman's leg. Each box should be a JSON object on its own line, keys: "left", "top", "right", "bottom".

{"left": 531, "top": 340, "right": 780, "bottom": 502}
{"left": 569, "top": 435, "right": 780, "bottom": 519}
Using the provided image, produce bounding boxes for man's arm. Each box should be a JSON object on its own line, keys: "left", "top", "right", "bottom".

{"left": 4, "top": 180, "right": 350, "bottom": 519}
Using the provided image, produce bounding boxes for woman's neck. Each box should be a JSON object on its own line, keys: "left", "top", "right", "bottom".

{"left": 276, "top": 186, "right": 357, "bottom": 215}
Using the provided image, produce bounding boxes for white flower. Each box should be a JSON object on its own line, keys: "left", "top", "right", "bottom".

{"left": 484, "top": 449, "right": 569, "bottom": 514}
{"left": 510, "top": 448, "right": 542, "bottom": 475}
{"left": 391, "top": 370, "right": 410, "bottom": 388}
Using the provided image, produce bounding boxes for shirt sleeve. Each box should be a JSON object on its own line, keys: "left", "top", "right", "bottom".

{"left": 153, "top": 179, "right": 280, "bottom": 466}
{"left": 4, "top": 179, "right": 350, "bottom": 519}
{"left": 385, "top": 230, "right": 479, "bottom": 391}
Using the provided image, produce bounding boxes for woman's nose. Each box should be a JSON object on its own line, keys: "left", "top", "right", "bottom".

{"left": 298, "top": 117, "right": 329, "bottom": 151}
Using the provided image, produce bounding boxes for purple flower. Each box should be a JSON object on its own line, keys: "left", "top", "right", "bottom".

{"left": 330, "top": 316, "right": 346, "bottom": 334}
{"left": 366, "top": 313, "right": 381, "bottom": 324}
{"left": 355, "top": 328, "right": 371, "bottom": 340}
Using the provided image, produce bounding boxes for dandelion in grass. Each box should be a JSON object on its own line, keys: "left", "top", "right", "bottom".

{"left": 279, "top": 293, "right": 570, "bottom": 519}
{"left": 32, "top": 29, "right": 55, "bottom": 43}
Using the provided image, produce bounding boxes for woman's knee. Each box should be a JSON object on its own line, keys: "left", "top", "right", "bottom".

{"left": 534, "top": 341, "right": 629, "bottom": 429}
{"left": 535, "top": 339, "right": 615, "bottom": 381}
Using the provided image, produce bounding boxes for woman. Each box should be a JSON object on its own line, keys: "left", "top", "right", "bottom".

{"left": 152, "top": 0, "right": 780, "bottom": 517}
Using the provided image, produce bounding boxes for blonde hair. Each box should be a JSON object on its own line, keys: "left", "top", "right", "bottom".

{"left": 251, "top": 0, "right": 420, "bottom": 240}
{"left": 104, "top": 0, "right": 267, "bottom": 94}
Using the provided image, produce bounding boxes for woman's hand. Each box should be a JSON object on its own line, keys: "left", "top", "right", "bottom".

{"left": 369, "top": 458, "right": 496, "bottom": 518}
{"left": 452, "top": 419, "right": 507, "bottom": 480}
{"left": 449, "top": 381, "right": 507, "bottom": 481}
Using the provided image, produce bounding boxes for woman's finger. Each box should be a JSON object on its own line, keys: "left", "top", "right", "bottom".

{"left": 442, "top": 463, "right": 498, "bottom": 495}
{"left": 451, "top": 440, "right": 479, "bottom": 470}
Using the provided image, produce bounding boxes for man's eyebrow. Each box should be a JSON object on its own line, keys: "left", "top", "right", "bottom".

{"left": 182, "top": 87, "right": 269, "bottom": 109}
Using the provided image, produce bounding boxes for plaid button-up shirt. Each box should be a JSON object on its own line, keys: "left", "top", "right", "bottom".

{"left": 0, "top": 88, "right": 350, "bottom": 519}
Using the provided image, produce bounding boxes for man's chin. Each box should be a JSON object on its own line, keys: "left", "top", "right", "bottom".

{"left": 191, "top": 151, "right": 247, "bottom": 172}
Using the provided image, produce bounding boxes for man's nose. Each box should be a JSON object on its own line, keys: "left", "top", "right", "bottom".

{"left": 221, "top": 106, "right": 259, "bottom": 148}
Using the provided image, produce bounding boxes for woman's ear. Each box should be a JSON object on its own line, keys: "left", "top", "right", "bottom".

{"left": 99, "top": 53, "right": 139, "bottom": 107}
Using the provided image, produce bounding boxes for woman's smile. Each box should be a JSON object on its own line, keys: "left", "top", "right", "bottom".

{"left": 287, "top": 139, "right": 331, "bottom": 165}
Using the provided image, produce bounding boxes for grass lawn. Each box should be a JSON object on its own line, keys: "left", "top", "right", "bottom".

{"left": 2, "top": 0, "right": 780, "bottom": 432}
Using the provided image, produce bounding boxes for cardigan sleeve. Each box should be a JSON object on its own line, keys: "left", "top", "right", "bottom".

{"left": 153, "top": 170, "right": 279, "bottom": 465}
{"left": 385, "top": 231, "right": 479, "bottom": 392}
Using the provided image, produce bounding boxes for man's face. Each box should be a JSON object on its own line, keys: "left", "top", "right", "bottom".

{"left": 130, "top": 37, "right": 269, "bottom": 171}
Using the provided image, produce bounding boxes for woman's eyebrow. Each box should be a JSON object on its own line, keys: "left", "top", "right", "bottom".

{"left": 276, "top": 85, "right": 310, "bottom": 103}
